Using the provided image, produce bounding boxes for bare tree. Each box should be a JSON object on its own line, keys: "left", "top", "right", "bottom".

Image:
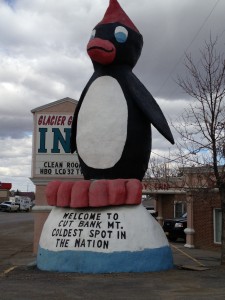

{"left": 175, "top": 36, "right": 225, "bottom": 264}
{"left": 145, "top": 155, "right": 216, "bottom": 204}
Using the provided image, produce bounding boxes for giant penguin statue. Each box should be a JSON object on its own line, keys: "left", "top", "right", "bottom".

{"left": 70, "top": 0, "right": 174, "bottom": 182}
{"left": 45, "top": 0, "right": 174, "bottom": 207}
{"left": 38, "top": 0, "right": 174, "bottom": 273}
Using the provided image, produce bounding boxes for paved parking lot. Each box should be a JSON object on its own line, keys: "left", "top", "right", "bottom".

{"left": 0, "top": 211, "right": 224, "bottom": 300}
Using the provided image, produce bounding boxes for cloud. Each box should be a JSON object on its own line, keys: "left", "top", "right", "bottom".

{"left": 0, "top": 136, "right": 34, "bottom": 191}
{"left": 0, "top": 0, "right": 224, "bottom": 190}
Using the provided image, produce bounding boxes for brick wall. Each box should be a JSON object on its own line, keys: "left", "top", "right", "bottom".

{"left": 161, "top": 194, "right": 185, "bottom": 220}
{"left": 193, "top": 194, "right": 221, "bottom": 250}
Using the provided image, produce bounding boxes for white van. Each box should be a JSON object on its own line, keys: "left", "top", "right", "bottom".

{"left": 10, "top": 196, "right": 32, "bottom": 212}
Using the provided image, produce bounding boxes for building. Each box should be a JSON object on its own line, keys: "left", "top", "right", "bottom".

{"left": 143, "top": 166, "right": 222, "bottom": 251}
{"left": 31, "top": 97, "right": 83, "bottom": 252}
{"left": 0, "top": 182, "right": 12, "bottom": 203}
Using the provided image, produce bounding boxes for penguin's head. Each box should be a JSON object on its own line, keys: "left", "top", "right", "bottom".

{"left": 87, "top": 0, "right": 143, "bottom": 69}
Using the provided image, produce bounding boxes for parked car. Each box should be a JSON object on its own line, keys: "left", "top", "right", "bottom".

{"left": 0, "top": 201, "right": 19, "bottom": 212}
{"left": 162, "top": 213, "right": 187, "bottom": 242}
{"left": 145, "top": 206, "right": 158, "bottom": 218}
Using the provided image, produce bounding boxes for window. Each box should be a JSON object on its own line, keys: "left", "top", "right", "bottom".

{"left": 214, "top": 208, "right": 222, "bottom": 244}
{"left": 174, "top": 201, "right": 186, "bottom": 218}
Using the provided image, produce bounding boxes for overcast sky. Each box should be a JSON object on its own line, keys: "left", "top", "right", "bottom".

{"left": 0, "top": 0, "right": 224, "bottom": 191}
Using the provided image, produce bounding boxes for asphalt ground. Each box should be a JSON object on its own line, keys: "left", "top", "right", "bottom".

{"left": 0, "top": 211, "right": 224, "bottom": 300}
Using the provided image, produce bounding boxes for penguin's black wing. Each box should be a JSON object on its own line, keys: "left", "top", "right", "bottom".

{"left": 125, "top": 72, "right": 174, "bottom": 144}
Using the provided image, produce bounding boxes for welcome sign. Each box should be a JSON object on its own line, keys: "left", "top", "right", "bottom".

{"left": 37, "top": 205, "right": 173, "bottom": 273}
{"left": 35, "top": 113, "right": 82, "bottom": 177}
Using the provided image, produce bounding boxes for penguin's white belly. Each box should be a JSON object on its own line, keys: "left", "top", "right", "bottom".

{"left": 77, "top": 76, "right": 128, "bottom": 169}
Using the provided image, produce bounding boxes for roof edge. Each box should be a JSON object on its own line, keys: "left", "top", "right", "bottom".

{"left": 31, "top": 97, "right": 78, "bottom": 113}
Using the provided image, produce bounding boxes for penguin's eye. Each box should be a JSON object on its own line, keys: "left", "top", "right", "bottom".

{"left": 90, "top": 29, "right": 96, "bottom": 40}
{"left": 114, "top": 26, "right": 128, "bottom": 43}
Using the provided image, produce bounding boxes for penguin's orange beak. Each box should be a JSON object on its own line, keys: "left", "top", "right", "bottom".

{"left": 87, "top": 38, "right": 116, "bottom": 65}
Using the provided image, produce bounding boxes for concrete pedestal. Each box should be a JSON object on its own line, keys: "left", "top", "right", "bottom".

{"left": 37, "top": 204, "right": 173, "bottom": 273}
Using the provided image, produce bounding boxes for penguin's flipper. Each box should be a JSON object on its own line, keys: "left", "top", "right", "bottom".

{"left": 126, "top": 73, "right": 174, "bottom": 144}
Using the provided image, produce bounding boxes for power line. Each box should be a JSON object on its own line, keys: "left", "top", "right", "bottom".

{"left": 151, "top": 150, "right": 198, "bottom": 165}
{"left": 156, "top": 0, "right": 221, "bottom": 95}
{"left": 151, "top": 130, "right": 225, "bottom": 166}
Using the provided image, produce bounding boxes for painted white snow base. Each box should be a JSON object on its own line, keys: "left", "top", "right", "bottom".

{"left": 37, "top": 205, "right": 174, "bottom": 273}
{"left": 76, "top": 76, "right": 128, "bottom": 169}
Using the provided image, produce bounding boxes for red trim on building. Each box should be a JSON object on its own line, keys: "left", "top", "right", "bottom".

{"left": 0, "top": 183, "right": 12, "bottom": 190}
